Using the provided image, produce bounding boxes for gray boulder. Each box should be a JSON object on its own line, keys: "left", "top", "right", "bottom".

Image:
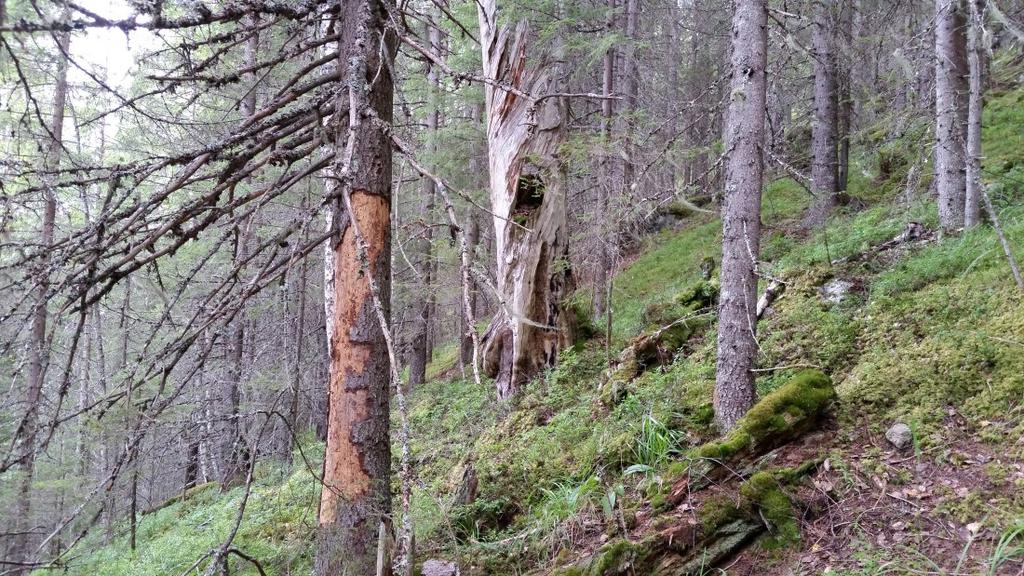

{"left": 422, "top": 559, "right": 460, "bottom": 576}
{"left": 885, "top": 422, "right": 913, "bottom": 450}
{"left": 820, "top": 278, "right": 854, "bottom": 304}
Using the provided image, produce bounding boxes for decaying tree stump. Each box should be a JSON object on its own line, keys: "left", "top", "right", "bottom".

{"left": 477, "top": 0, "right": 575, "bottom": 400}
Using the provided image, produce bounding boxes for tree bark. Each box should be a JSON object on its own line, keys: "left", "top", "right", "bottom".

{"left": 408, "top": 20, "right": 442, "bottom": 389}
{"left": 183, "top": 429, "right": 200, "bottom": 491}
{"left": 9, "top": 25, "right": 70, "bottom": 574}
{"left": 221, "top": 24, "right": 260, "bottom": 489}
{"left": 459, "top": 102, "right": 486, "bottom": 373}
{"left": 805, "top": 0, "right": 839, "bottom": 228}
{"left": 315, "top": 0, "right": 396, "bottom": 573}
{"left": 284, "top": 240, "right": 308, "bottom": 461}
{"left": 619, "top": 0, "right": 640, "bottom": 201}
{"left": 837, "top": 1, "right": 856, "bottom": 193}
{"left": 935, "top": 0, "right": 970, "bottom": 232}
{"left": 714, "top": 0, "right": 768, "bottom": 432}
{"left": 964, "top": 0, "right": 985, "bottom": 228}
{"left": 592, "top": 0, "right": 616, "bottom": 327}
{"left": 459, "top": 213, "right": 480, "bottom": 369}
{"left": 477, "top": 0, "right": 575, "bottom": 399}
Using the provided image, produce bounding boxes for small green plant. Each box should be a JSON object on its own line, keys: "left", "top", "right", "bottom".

{"left": 535, "top": 475, "right": 601, "bottom": 531}
{"left": 908, "top": 419, "right": 922, "bottom": 458}
{"left": 987, "top": 520, "right": 1024, "bottom": 576}
{"left": 623, "top": 412, "right": 682, "bottom": 479}
{"left": 598, "top": 484, "right": 624, "bottom": 521}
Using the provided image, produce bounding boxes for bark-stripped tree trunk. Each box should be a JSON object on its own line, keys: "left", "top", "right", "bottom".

{"left": 315, "top": 0, "right": 396, "bottom": 573}
{"left": 459, "top": 102, "right": 486, "bottom": 373}
{"left": 805, "top": 0, "right": 839, "bottom": 228}
{"left": 408, "top": 20, "right": 441, "bottom": 389}
{"left": 935, "top": 0, "right": 970, "bottom": 233}
{"left": 714, "top": 0, "right": 768, "bottom": 432}
{"left": 964, "top": 0, "right": 985, "bottom": 228}
{"left": 9, "top": 26, "right": 70, "bottom": 574}
{"left": 477, "top": 0, "right": 575, "bottom": 399}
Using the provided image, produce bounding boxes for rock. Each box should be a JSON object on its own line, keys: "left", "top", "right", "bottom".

{"left": 421, "top": 559, "right": 460, "bottom": 576}
{"left": 886, "top": 422, "right": 913, "bottom": 450}
{"left": 820, "top": 278, "right": 854, "bottom": 304}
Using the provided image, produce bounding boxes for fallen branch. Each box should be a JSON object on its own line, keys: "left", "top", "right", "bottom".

{"left": 981, "top": 185, "right": 1024, "bottom": 290}
{"left": 833, "top": 221, "right": 930, "bottom": 265}
{"left": 756, "top": 278, "right": 786, "bottom": 319}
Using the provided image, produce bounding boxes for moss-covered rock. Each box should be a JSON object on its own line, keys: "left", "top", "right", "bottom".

{"left": 696, "top": 494, "right": 744, "bottom": 533}
{"left": 550, "top": 539, "right": 652, "bottom": 576}
{"left": 587, "top": 539, "right": 650, "bottom": 575}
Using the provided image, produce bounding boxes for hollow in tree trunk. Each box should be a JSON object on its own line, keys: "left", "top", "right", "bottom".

{"left": 477, "top": 0, "right": 575, "bottom": 400}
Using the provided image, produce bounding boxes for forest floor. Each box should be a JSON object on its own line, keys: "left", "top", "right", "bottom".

{"left": 46, "top": 62, "right": 1024, "bottom": 576}
{"left": 402, "top": 68, "right": 1024, "bottom": 575}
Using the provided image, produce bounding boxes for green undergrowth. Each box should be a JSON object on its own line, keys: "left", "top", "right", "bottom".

{"left": 60, "top": 78, "right": 1024, "bottom": 576}
{"left": 424, "top": 84, "right": 1024, "bottom": 570}
{"left": 44, "top": 441, "right": 324, "bottom": 576}
{"left": 695, "top": 370, "right": 834, "bottom": 461}
{"left": 610, "top": 219, "right": 719, "bottom": 341}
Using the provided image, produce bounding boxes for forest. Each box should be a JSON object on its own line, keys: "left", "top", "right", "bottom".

{"left": 1, "top": 0, "right": 1024, "bottom": 574}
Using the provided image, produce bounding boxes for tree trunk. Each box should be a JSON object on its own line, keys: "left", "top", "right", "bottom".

{"left": 129, "top": 464, "right": 138, "bottom": 551}
{"left": 619, "top": 0, "right": 640, "bottom": 200}
{"left": 837, "top": 78, "right": 852, "bottom": 192}
{"left": 459, "top": 102, "right": 486, "bottom": 373}
{"left": 964, "top": 0, "right": 985, "bottom": 228}
{"left": 687, "top": 0, "right": 714, "bottom": 194}
{"left": 9, "top": 26, "right": 70, "bottom": 574}
{"left": 315, "top": 0, "right": 396, "bottom": 573}
{"left": 477, "top": 0, "right": 575, "bottom": 399}
{"left": 592, "top": 0, "right": 616, "bottom": 326}
{"left": 183, "top": 429, "right": 200, "bottom": 491}
{"left": 221, "top": 25, "right": 261, "bottom": 489}
{"left": 837, "top": 1, "right": 856, "bottom": 193}
{"left": 284, "top": 241, "right": 308, "bottom": 461}
{"left": 714, "top": 0, "right": 768, "bottom": 432}
{"left": 805, "top": 0, "right": 839, "bottom": 228}
{"left": 935, "top": 0, "right": 970, "bottom": 233}
{"left": 408, "top": 20, "right": 442, "bottom": 389}
{"left": 459, "top": 214, "right": 480, "bottom": 369}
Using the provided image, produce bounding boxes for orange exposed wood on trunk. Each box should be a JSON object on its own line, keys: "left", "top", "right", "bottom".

{"left": 319, "top": 190, "right": 390, "bottom": 524}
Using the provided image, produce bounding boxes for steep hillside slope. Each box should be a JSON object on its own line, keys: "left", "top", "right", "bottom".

{"left": 43, "top": 78, "right": 1024, "bottom": 576}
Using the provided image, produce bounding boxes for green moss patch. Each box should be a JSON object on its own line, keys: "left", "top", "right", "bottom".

{"left": 698, "top": 370, "right": 835, "bottom": 461}
{"left": 739, "top": 471, "right": 801, "bottom": 549}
